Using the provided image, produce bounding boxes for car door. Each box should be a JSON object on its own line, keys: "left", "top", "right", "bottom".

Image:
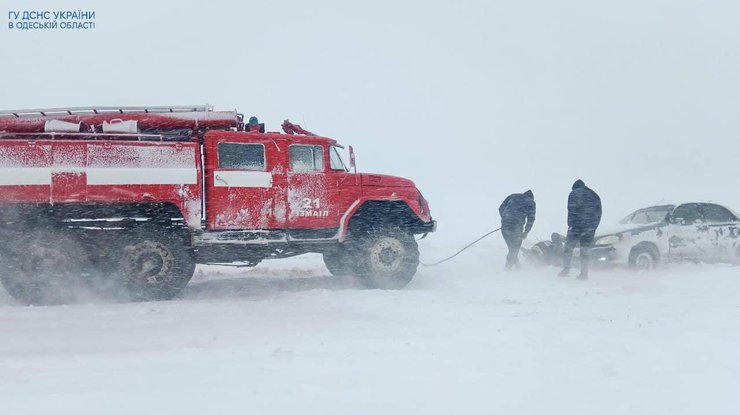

{"left": 204, "top": 136, "right": 283, "bottom": 230}
{"left": 667, "top": 203, "right": 705, "bottom": 260}
{"left": 698, "top": 203, "right": 740, "bottom": 262}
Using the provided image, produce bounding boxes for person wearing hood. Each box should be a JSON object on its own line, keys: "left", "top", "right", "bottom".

{"left": 499, "top": 190, "right": 536, "bottom": 270}
{"left": 246, "top": 116, "right": 265, "bottom": 132}
{"left": 559, "top": 179, "right": 602, "bottom": 279}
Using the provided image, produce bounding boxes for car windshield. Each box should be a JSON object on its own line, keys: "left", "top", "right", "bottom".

{"left": 330, "top": 145, "right": 348, "bottom": 171}
{"left": 620, "top": 206, "right": 673, "bottom": 224}
{"left": 729, "top": 207, "right": 740, "bottom": 221}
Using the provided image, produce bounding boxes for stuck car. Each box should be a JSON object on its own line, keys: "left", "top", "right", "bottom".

{"left": 592, "top": 203, "right": 740, "bottom": 270}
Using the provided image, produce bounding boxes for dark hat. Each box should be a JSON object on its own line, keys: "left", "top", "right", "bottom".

{"left": 248, "top": 116, "right": 259, "bottom": 124}
{"left": 572, "top": 179, "right": 585, "bottom": 189}
{"left": 524, "top": 190, "right": 534, "bottom": 198}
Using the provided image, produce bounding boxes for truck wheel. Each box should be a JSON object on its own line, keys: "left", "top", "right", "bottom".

{"left": 628, "top": 245, "right": 658, "bottom": 271}
{"left": 322, "top": 248, "right": 354, "bottom": 276}
{"left": 0, "top": 230, "right": 91, "bottom": 305}
{"left": 352, "top": 229, "right": 419, "bottom": 289}
{"left": 118, "top": 229, "right": 195, "bottom": 301}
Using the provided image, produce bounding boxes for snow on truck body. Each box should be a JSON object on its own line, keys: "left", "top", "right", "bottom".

{"left": 0, "top": 140, "right": 203, "bottom": 227}
{"left": 0, "top": 105, "right": 435, "bottom": 304}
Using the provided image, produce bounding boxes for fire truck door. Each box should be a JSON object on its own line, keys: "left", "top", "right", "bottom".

{"left": 205, "top": 137, "right": 284, "bottom": 230}
{"left": 286, "top": 144, "right": 340, "bottom": 232}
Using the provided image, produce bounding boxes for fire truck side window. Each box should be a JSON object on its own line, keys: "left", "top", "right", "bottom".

{"left": 329, "top": 146, "right": 347, "bottom": 171}
{"left": 290, "top": 145, "right": 324, "bottom": 172}
{"left": 217, "top": 142, "right": 265, "bottom": 170}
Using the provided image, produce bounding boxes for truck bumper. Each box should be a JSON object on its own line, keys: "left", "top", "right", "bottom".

{"left": 418, "top": 219, "right": 437, "bottom": 233}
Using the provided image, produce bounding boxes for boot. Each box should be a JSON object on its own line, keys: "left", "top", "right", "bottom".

{"left": 557, "top": 268, "right": 570, "bottom": 277}
{"left": 578, "top": 260, "right": 589, "bottom": 280}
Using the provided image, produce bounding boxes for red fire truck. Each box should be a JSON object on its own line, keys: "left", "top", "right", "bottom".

{"left": 0, "top": 105, "right": 435, "bottom": 304}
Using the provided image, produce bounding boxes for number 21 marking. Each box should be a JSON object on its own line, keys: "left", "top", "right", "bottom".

{"left": 301, "top": 198, "right": 321, "bottom": 209}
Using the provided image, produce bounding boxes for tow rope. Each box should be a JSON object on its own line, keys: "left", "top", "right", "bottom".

{"left": 420, "top": 228, "right": 501, "bottom": 267}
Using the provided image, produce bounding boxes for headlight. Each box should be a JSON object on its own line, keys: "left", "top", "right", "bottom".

{"left": 418, "top": 192, "right": 429, "bottom": 215}
{"left": 595, "top": 235, "right": 620, "bottom": 246}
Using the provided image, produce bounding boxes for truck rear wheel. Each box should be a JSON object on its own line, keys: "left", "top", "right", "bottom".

{"left": 351, "top": 229, "right": 419, "bottom": 289}
{"left": 0, "top": 230, "right": 92, "bottom": 305}
{"left": 117, "top": 229, "right": 195, "bottom": 301}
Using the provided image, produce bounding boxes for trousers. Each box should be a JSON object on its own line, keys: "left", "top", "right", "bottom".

{"left": 501, "top": 227, "right": 525, "bottom": 269}
{"left": 562, "top": 228, "right": 596, "bottom": 273}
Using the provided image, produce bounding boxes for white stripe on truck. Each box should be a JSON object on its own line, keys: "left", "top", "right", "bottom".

{"left": 86, "top": 167, "right": 197, "bottom": 185}
{"left": 0, "top": 167, "right": 197, "bottom": 186}
{"left": 214, "top": 170, "right": 272, "bottom": 188}
{"left": 0, "top": 168, "right": 52, "bottom": 185}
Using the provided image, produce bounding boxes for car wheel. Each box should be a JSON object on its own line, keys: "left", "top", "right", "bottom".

{"left": 629, "top": 245, "right": 658, "bottom": 271}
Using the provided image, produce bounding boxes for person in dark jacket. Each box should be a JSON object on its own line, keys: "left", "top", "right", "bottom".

{"left": 499, "top": 190, "right": 536, "bottom": 270}
{"left": 559, "top": 179, "right": 602, "bottom": 279}
{"left": 246, "top": 116, "right": 265, "bottom": 132}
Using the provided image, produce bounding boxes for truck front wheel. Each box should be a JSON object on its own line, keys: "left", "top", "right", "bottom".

{"left": 352, "top": 229, "right": 419, "bottom": 289}
{"left": 117, "top": 229, "right": 195, "bottom": 301}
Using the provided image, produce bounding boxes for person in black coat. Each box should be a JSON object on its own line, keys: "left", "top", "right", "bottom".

{"left": 499, "top": 190, "right": 536, "bottom": 270}
{"left": 559, "top": 179, "right": 602, "bottom": 279}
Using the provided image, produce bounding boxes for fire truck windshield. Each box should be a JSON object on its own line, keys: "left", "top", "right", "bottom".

{"left": 330, "top": 145, "right": 348, "bottom": 171}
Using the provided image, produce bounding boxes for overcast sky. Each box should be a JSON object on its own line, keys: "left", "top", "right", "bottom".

{"left": 2, "top": 0, "right": 739, "bottom": 242}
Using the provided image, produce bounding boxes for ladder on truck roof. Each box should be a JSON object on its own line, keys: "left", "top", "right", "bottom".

{"left": 0, "top": 105, "right": 214, "bottom": 118}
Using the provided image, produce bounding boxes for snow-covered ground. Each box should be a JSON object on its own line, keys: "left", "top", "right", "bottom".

{"left": 1, "top": 241, "right": 739, "bottom": 414}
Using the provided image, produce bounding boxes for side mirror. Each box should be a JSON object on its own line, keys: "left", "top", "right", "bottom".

{"left": 349, "top": 145, "right": 357, "bottom": 173}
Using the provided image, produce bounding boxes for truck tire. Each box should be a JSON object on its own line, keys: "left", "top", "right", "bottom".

{"left": 351, "top": 228, "right": 419, "bottom": 289}
{"left": 628, "top": 244, "right": 658, "bottom": 271}
{"left": 0, "top": 230, "right": 92, "bottom": 305}
{"left": 117, "top": 228, "right": 195, "bottom": 301}
{"left": 322, "top": 248, "right": 354, "bottom": 276}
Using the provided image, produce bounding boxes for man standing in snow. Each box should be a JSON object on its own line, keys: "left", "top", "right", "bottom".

{"left": 499, "top": 190, "right": 536, "bottom": 270}
{"left": 559, "top": 179, "right": 602, "bottom": 279}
